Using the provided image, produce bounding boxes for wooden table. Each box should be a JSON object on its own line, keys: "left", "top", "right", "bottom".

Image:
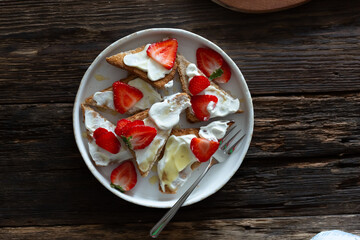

{"left": 1, "top": 0, "right": 360, "bottom": 239}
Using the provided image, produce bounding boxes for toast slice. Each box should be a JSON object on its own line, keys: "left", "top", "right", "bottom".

{"left": 123, "top": 92, "right": 191, "bottom": 177}
{"left": 106, "top": 44, "right": 177, "bottom": 89}
{"left": 81, "top": 104, "right": 133, "bottom": 166}
{"left": 158, "top": 120, "right": 233, "bottom": 194}
{"left": 84, "top": 75, "right": 162, "bottom": 115}
{"left": 176, "top": 54, "right": 242, "bottom": 123}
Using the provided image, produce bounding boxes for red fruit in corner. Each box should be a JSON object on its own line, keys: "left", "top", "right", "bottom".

{"left": 188, "top": 75, "right": 210, "bottom": 95}
{"left": 196, "top": 48, "right": 223, "bottom": 77}
{"left": 213, "top": 60, "right": 231, "bottom": 84}
{"left": 122, "top": 125, "right": 157, "bottom": 150}
{"left": 190, "top": 138, "right": 219, "bottom": 162}
{"left": 146, "top": 38, "right": 178, "bottom": 70}
{"left": 190, "top": 95, "right": 218, "bottom": 121}
{"left": 113, "top": 81, "right": 143, "bottom": 114}
{"left": 93, "top": 127, "right": 121, "bottom": 154}
{"left": 110, "top": 160, "right": 137, "bottom": 192}
{"left": 196, "top": 48, "right": 231, "bottom": 83}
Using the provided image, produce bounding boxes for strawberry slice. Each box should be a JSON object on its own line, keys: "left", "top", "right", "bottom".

{"left": 115, "top": 119, "right": 144, "bottom": 137}
{"left": 113, "top": 81, "right": 143, "bottom": 114}
{"left": 196, "top": 48, "right": 223, "bottom": 77}
{"left": 93, "top": 127, "right": 109, "bottom": 139}
{"left": 146, "top": 38, "right": 178, "bottom": 70}
{"left": 110, "top": 160, "right": 137, "bottom": 192}
{"left": 191, "top": 95, "right": 218, "bottom": 121}
{"left": 196, "top": 48, "right": 231, "bottom": 83}
{"left": 213, "top": 60, "right": 231, "bottom": 84}
{"left": 115, "top": 119, "right": 131, "bottom": 136}
{"left": 93, "top": 127, "right": 121, "bottom": 154}
{"left": 122, "top": 125, "right": 157, "bottom": 150}
{"left": 188, "top": 75, "right": 210, "bottom": 95}
{"left": 190, "top": 138, "right": 219, "bottom": 162}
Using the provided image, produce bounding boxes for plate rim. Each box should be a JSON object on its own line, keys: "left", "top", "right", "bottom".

{"left": 73, "top": 28, "right": 254, "bottom": 208}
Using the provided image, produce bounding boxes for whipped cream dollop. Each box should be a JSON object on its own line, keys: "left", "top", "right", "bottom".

{"left": 185, "top": 63, "right": 240, "bottom": 119}
{"left": 92, "top": 78, "right": 162, "bottom": 114}
{"left": 149, "top": 93, "right": 190, "bottom": 130}
{"left": 123, "top": 44, "right": 172, "bottom": 81}
{"left": 84, "top": 107, "right": 132, "bottom": 166}
{"left": 202, "top": 85, "right": 239, "bottom": 118}
{"left": 199, "top": 120, "right": 230, "bottom": 141}
{"left": 134, "top": 118, "right": 171, "bottom": 173}
{"left": 185, "top": 63, "right": 200, "bottom": 83}
{"left": 93, "top": 90, "right": 115, "bottom": 110}
{"left": 157, "top": 134, "right": 198, "bottom": 192}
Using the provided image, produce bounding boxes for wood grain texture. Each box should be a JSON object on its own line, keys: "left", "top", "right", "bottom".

{"left": 1, "top": 215, "right": 359, "bottom": 239}
{"left": 1, "top": 0, "right": 360, "bottom": 238}
{"left": 1, "top": 93, "right": 359, "bottom": 226}
{"left": 0, "top": 0, "right": 359, "bottom": 104}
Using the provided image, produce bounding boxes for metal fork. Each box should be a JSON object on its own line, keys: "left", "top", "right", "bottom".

{"left": 150, "top": 125, "right": 245, "bottom": 238}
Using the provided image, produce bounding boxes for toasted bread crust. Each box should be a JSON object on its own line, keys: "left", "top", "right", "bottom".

{"left": 106, "top": 45, "right": 177, "bottom": 89}
{"left": 176, "top": 54, "right": 243, "bottom": 123}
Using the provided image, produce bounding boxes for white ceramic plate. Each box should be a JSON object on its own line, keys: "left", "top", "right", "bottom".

{"left": 73, "top": 28, "right": 254, "bottom": 208}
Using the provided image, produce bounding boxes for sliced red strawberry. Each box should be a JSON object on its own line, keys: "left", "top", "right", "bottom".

{"left": 93, "top": 127, "right": 120, "bottom": 154}
{"left": 213, "top": 60, "right": 231, "bottom": 84}
{"left": 188, "top": 75, "right": 210, "bottom": 95}
{"left": 196, "top": 48, "right": 232, "bottom": 83}
{"left": 190, "top": 138, "right": 219, "bottom": 162}
{"left": 115, "top": 119, "right": 131, "bottom": 137}
{"left": 93, "top": 127, "right": 109, "bottom": 139}
{"left": 196, "top": 48, "right": 223, "bottom": 77}
{"left": 122, "top": 125, "right": 157, "bottom": 150}
{"left": 146, "top": 38, "right": 178, "bottom": 70}
{"left": 113, "top": 81, "right": 143, "bottom": 114}
{"left": 191, "top": 95, "right": 218, "bottom": 121}
{"left": 115, "top": 119, "right": 144, "bottom": 137}
{"left": 110, "top": 160, "right": 137, "bottom": 192}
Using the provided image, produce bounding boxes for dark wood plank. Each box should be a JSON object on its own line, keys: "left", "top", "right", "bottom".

{"left": 1, "top": 93, "right": 359, "bottom": 226}
{"left": 251, "top": 93, "right": 360, "bottom": 159}
{"left": 1, "top": 215, "right": 359, "bottom": 239}
{"left": 0, "top": 0, "right": 360, "bottom": 104}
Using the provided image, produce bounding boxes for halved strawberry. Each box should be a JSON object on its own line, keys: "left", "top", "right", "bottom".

{"left": 115, "top": 119, "right": 131, "bottom": 137}
{"left": 113, "top": 81, "right": 143, "bottom": 114}
{"left": 191, "top": 95, "right": 218, "bottom": 121}
{"left": 190, "top": 138, "right": 219, "bottom": 162}
{"left": 196, "top": 48, "right": 231, "bottom": 83}
{"left": 122, "top": 125, "right": 157, "bottom": 150}
{"left": 93, "top": 127, "right": 109, "bottom": 139}
{"left": 110, "top": 160, "right": 137, "bottom": 192}
{"left": 213, "top": 60, "right": 231, "bottom": 84}
{"left": 188, "top": 75, "right": 210, "bottom": 95}
{"left": 115, "top": 119, "right": 144, "bottom": 137}
{"left": 93, "top": 127, "right": 121, "bottom": 154}
{"left": 196, "top": 48, "right": 223, "bottom": 77}
{"left": 146, "top": 38, "right": 178, "bottom": 70}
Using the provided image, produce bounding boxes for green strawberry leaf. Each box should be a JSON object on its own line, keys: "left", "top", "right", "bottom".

{"left": 110, "top": 183, "right": 125, "bottom": 193}
{"left": 121, "top": 136, "right": 132, "bottom": 149}
{"left": 209, "top": 68, "right": 223, "bottom": 80}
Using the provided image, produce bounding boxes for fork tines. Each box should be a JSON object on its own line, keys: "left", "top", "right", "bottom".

{"left": 219, "top": 125, "right": 245, "bottom": 155}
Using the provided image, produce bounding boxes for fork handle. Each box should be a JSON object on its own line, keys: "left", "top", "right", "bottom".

{"left": 150, "top": 159, "right": 215, "bottom": 238}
